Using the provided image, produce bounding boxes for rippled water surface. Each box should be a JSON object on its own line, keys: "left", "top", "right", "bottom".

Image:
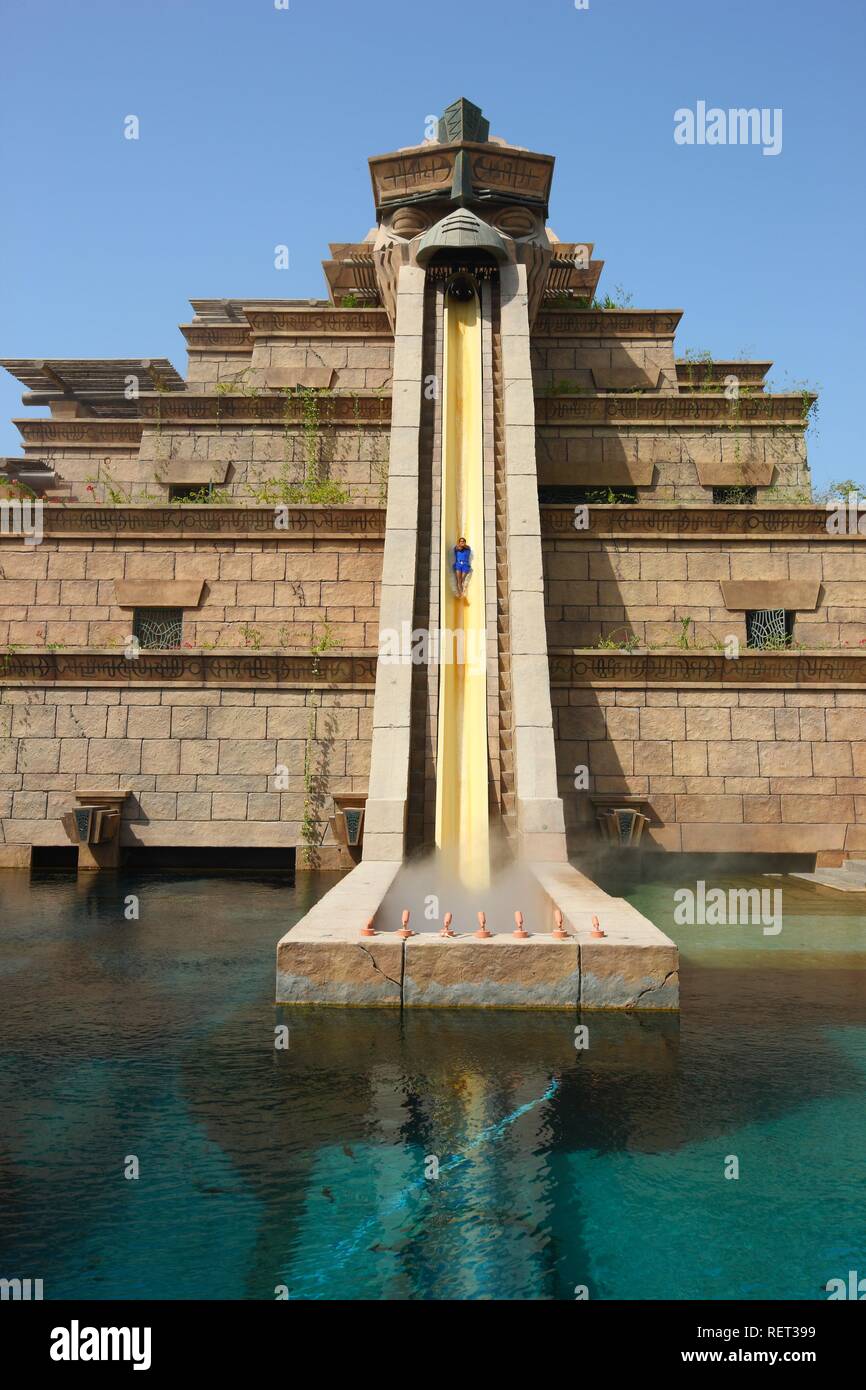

{"left": 0, "top": 867, "right": 864, "bottom": 1300}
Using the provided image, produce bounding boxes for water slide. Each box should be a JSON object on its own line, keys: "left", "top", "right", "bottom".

{"left": 434, "top": 286, "right": 490, "bottom": 889}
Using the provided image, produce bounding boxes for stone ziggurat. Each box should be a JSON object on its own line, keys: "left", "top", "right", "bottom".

{"left": 2, "top": 99, "right": 861, "bottom": 1005}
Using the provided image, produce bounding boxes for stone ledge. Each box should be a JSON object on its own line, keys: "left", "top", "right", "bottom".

{"left": 0, "top": 504, "right": 386, "bottom": 541}
{"left": 534, "top": 310, "right": 683, "bottom": 339}
{"left": 540, "top": 459, "right": 655, "bottom": 488}
{"left": 531, "top": 861, "right": 679, "bottom": 1010}
{"left": 541, "top": 504, "right": 866, "bottom": 540}
{"left": 549, "top": 650, "right": 866, "bottom": 688}
{"left": 274, "top": 859, "right": 679, "bottom": 1011}
{"left": 720, "top": 579, "right": 821, "bottom": 611}
{"left": 537, "top": 393, "right": 812, "bottom": 427}
{"left": 157, "top": 462, "right": 232, "bottom": 486}
{"left": 114, "top": 579, "right": 205, "bottom": 608}
{"left": 0, "top": 648, "right": 377, "bottom": 687}
{"left": 402, "top": 935, "right": 580, "bottom": 1009}
{"left": 695, "top": 460, "right": 774, "bottom": 487}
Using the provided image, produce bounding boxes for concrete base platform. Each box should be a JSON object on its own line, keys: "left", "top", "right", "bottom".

{"left": 791, "top": 860, "right": 866, "bottom": 893}
{"left": 276, "top": 860, "right": 679, "bottom": 1010}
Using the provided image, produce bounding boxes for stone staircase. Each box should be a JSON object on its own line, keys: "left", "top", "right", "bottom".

{"left": 492, "top": 311, "right": 517, "bottom": 842}
{"left": 792, "top": 859, "right": 866, "bottom": 892}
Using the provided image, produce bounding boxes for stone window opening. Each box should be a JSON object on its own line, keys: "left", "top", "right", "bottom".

{"left": 537, "top": 485, "right": 637, "bottom": 505}
{"left": 169, "top": 483, "right": 215, "bottom": 503}
{"left": 133, "top": 608, "right": 184, "bottom": 650}
{"left": 713, "top": 486, "right": 757, "bottom": 505}
{"left": 746, "top": 608, "right": 794, "bottom": 649}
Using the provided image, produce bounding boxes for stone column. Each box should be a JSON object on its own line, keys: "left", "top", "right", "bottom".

{"left": 363, "top": 264, "right": 425, "bottom": 861}
{"left": 500, "top": 263, "right": 568, "bottom": 861}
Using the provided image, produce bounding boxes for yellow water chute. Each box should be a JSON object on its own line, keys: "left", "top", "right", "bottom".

{"left": 434, "top": 285, "right": 489, "bottom": 890}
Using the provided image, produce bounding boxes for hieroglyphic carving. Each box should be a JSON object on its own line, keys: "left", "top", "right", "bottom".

{"left": 181, "top": 327, "right": 252, "bottom": 348}
{"left": 369, "top": 148, "right": 455, "bottom": 206}
{"left": 17, "top": 420, "right": 143, "bottom": 446}
{"left": 135, "top": 394, "right": 391, "bottom": 424}
{"left": 469, "top": 150, "right": 553, "bottom": 203}
{"left": 537, "top": 395, "right": 809, "bottom": 426}
{"left": 245, "top": 309, "right": 391, "bottom": 336}
{"left": 3, "top": 505, "right": 386, "bottom": 540}
{"left": 534, "top": 311, "right": 682, "bottom": 338}
{"left": 0, "top": 650, "right": 378, "bottom": 686}
{"left": 550, "top": 652, "right": 866, "bottom": 686}
{"left": 541, "top": 507, "right": 849, "bottom": 539}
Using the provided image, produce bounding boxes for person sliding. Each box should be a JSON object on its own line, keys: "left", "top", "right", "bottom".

{"left": 452, "top": 537, "right": 472, "bottom": 599}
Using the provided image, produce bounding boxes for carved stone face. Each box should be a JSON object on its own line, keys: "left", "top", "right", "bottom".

{"left": 489, "top": 205, "right": 540, "bottom": 240}
{"left": 384, "top": 206, "right": 430, "bottom": 239}
{"left": 373, "top": 199, "right": 551, "bottom": 325}
{"left": 377, "top": 199, "right": 548, "bottom": 257}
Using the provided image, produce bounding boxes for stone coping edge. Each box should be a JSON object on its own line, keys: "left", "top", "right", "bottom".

{"left": 275, "top": 859, "right": 679, "bottom": 1010}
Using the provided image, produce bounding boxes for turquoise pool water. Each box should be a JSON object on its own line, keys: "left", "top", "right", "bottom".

{"left": 0, "top": 867, "right": 864, "bottom": 1300}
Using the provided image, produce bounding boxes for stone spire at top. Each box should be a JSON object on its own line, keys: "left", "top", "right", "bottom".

{"left": 437, "top": 98, "right": 490, "bottom": 146}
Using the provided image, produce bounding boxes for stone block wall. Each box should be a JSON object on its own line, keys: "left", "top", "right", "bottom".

{"left": 249, "top": 335, "right": 393, "bottom": 391}
{"left": 134, "top": 421, "right": 391, "bottom": 503}
{"left": 0, "top": 536, "right": 383, "bottom": 649}
{"left": 530, "top": 331, "right": 679, "bottom": 395}
{"left": 0, "top": 685, "right": 373, "bottom": 850}
{"left": 536, "top": 426, "right": 808, "bottom": 499}
{"left": 543, "top": 539, "right": 866, "bottom": 648}
{"left": 553, "top": 685, "right": 866, "bottom": 855}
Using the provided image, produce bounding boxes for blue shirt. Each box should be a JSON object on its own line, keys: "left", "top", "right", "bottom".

{"left": 452, "top": 546, "right": 472, "bottom": 572}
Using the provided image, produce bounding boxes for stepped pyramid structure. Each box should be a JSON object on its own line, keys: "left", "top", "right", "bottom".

{"left": 1, "top": 100, "right": 863, "bottom": 1004}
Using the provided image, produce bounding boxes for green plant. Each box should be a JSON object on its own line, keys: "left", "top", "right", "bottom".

{"left": 300, "top": 625, "right": 343, "bottom": 867}
{"left": 716, "top": 485, "right": 756, "bottom": 504}
{"left": 85, "top": 466, "right": 129, "bottom": 505}
{"left": 583, "top": 486, "right": 637, "bottom": 504}
{"left": 239, "top": 625, "right": 263, "bottom": 650}
{"left": 546, "top": 378, "right": 578, "bottom": 397}
{"left": 0, "top": 478, "right": 38, "bottom": 501}
{"left": 677, "top": 616, "right": 693, "bottom": 650}
{"left": 595, "top": 629, "right": 640, "bottom": 652}
{"left": 369, "top": 386, "right": 389, "bottom": 505}
{"left": 247, "top": 386, "right": 349, "bottom": 507}
{"left": 748, "top": 632, "right": 795, "bottom": 652}
{"left": 681, "top": 348, "right": 719, "bottom": 392}
{"left": 814, "top": 478, "right": 864, "bottom": 503}
{"left": 170, "top": 485, "right": 233, "bottom": 505}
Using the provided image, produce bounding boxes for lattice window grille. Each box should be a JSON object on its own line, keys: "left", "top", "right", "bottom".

{"left": 133, "top": 607, "right": 184, "bottom": 650}
{"left": 746, "top": 608, "right": 790, "bottom": 649}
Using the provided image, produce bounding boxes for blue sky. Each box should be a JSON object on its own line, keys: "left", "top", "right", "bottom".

{"left": 1, "top": 0, "right": 863, "bottom": 486}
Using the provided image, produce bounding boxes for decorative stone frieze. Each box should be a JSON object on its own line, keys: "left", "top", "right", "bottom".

{"left": 540, "top": 506, "right": 850, "bottom": 538}
{"left": 0, "top": 649, "right": 377, "bottom": 687}
{"left": 537, "top": 393, "right": 812, "bottom": 426}
{"left": 549, "top": 651, "right": 866, "bottom": 687}
{"left": 0, "top": 505, "right": 386, "bottom": 540}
